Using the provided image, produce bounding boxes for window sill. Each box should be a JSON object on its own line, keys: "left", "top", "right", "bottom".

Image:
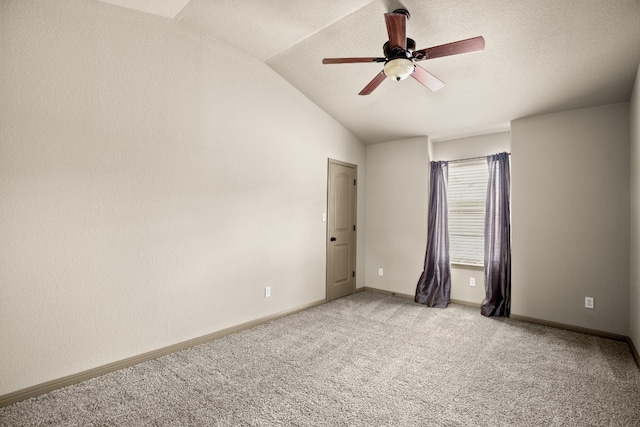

{"left": 451, "top": 262, "right": 484, "bottom": 270}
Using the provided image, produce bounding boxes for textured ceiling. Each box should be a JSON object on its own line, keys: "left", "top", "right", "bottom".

{"left": 100, "top": 0, "right": 640, "bottom": 144}
{"left": 176, "top": 0, "right": 374, "bottom": 62}
{"left": 96, "top": 0, "right": 190, "bottom": 18}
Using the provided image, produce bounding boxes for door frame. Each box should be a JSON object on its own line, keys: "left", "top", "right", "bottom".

{"left": 326, "top": 158, "right": 358, "bottom": 301}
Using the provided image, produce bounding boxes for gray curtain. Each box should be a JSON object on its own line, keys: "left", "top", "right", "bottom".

{"left": 415, "top": 161, "right": 451, "bottom": 308}
{"left": 481, "top": 152, "right": 511, "bottom": 317}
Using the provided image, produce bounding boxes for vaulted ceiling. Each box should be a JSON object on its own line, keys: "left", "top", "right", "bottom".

{"left": 97, "top": 0, "right": 640, "bottom": 144}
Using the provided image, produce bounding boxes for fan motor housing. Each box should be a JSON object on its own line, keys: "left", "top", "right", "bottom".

{"left": 383, "top": 38, "right": 416, "bottom": 59}
{"left": 392, "top": 8, "right": 410, "bottom": 19}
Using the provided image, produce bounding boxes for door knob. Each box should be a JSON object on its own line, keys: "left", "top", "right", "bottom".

{"left": 330, "top": 237, "right": 337, "bottom": 241}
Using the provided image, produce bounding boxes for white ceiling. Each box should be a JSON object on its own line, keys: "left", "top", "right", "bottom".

{"left": 97, "top": 0, "right": 190, "bottom": 18}
{"left": 99, "top": 0, "right": 640, "bottom": 144}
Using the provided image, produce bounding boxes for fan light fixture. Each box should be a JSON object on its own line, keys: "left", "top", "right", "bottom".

{"left": 321, "top": 7, "right": 486, "bottom": 95}
{"left": 383, "top": 58, "right": 414, "bottom": 81}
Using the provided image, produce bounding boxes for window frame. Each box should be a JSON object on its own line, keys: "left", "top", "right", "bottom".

{"left": 447, "top": 158, "right": 488, "bottom": 267}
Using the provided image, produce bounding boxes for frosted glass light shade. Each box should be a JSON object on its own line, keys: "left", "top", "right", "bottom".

{"left": 383, "top": 58, "right": 414, "bottom": 81}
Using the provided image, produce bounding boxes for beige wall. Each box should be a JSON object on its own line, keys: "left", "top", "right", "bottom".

{"left": 431, "top": 132, "right": 511, "bottom": 304}
{"left": 0, "top": 1, "right": 365, "bottom": 395}
{"left": 364, "top": 132, "right": 510, "bottom": 303}
{"left": 364, "top": 137, "right": 429, "bottom": 296}
{"left": 511, "top": 103, "right": 630, "bottom": 335}
{"left": 630, "top": 63, "right": 640, "bottom": 347}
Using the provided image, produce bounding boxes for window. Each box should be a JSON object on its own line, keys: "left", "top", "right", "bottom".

{"left": 447, "top": 159, "right": 488, "bottom": 266}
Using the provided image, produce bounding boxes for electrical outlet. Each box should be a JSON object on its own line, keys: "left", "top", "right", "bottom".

{"left": 469, "top": 277, "right": 476, "bottom": 287}
{"left": 585, "top": 297, "right": 594, "bottom": 309}
{"left": 378, "top": 268, "right": 384, "bottom": 276}
{"left": 265, "top": 286, "right": 271, "bottom": 298}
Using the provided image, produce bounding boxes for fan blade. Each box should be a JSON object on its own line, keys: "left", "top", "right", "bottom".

{"left": 414, "top": 36, "right": 485, "bottom": 61}
{"left": 322, "top": 57, "right": 385, "bottom": 64}
{"left": 384, "top": 12, "right": 407, "bottom": 50}
{"left": 359, "top": 71, "right": 387, "bottom": 95}
{"left": 411, "top": 64, "right": 445, "bottom": 92}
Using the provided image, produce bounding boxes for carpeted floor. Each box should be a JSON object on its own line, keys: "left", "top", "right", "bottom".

{"left": 1, "top": 291, "right": 639, "bottom": 426}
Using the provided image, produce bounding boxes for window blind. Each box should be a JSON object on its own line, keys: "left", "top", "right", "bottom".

{"left": 447, "top": 159, "right": 488, "bottom": 265}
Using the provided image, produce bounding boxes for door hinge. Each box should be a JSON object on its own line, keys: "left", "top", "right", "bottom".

{"left": 352, "top": 271, "right": 356, "bottom": 278}
{"left": 353, "top": 225, "right": 356, "bottom": 231}
{"left": 354, "top": 179, "right": 356, "bottom": 186}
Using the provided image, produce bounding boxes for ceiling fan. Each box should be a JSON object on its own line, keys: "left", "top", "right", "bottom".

{"left": 322, "top": 9, "right": 485, "bottom": 95}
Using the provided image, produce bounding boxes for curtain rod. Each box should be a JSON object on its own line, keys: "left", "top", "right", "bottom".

{"left": 446, "top": 152, "right": 511, "bottom": 164}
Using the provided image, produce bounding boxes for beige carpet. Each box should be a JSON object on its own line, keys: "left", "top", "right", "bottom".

{"left": 1, "top": 291, "right": 639, "bottom": 426}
